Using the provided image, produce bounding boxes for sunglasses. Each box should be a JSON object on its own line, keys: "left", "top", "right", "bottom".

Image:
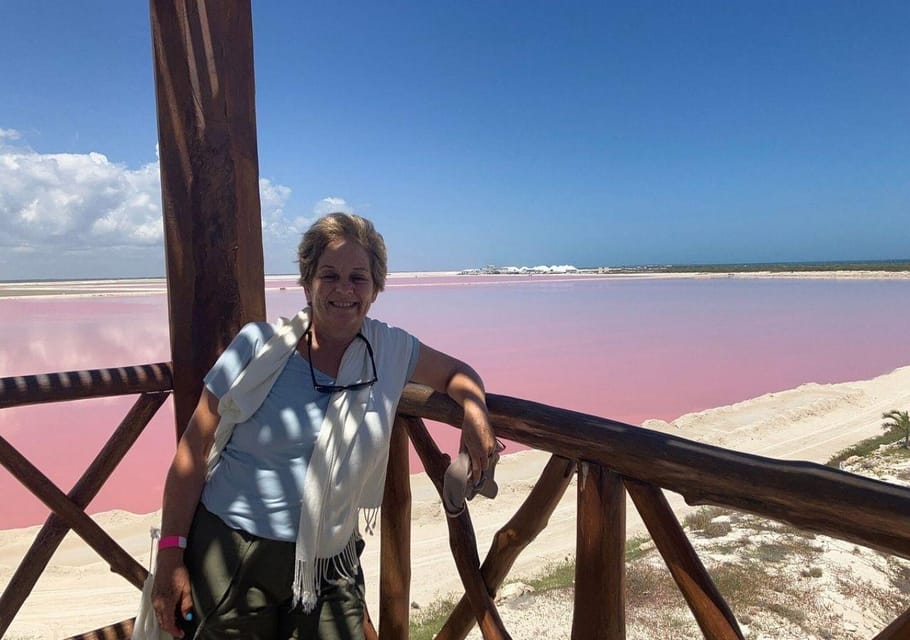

{"left": 306, "top": 330, "right": 378, "bottom": 393}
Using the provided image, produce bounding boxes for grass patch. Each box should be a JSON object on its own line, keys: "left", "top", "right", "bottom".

{"left": 409, "top": 596, "right": 460, "bottom": 640}
{"left": 409, "top": 536, "right": 666, "bottom": 636}
{"left": 524, "top": 559, "right": 576, "bottom": 592}
{"left": 753, "top": 542, "right": 793, "bottom": 563}
{"left": 710, "top": 561, "right": 774, "bottom": 610}
{"left": 704, "top": 521, "right": 733, "bottom": 538}
{"left": 710, "top": 560, "right": 810, "bottom": 628}
{"left": 625, "top": 535, "right": 652, "bottom": 561}
{"left": 625, "top": 562, "right": 687, "bottom": 610}
{"left": 800, "top": 566, "right": 824, "bottom": 578}
{"left": 765, "top": 602, "right": 806, "bottom": 625}
{"left": 885, "top": 445, "right": 910, "bottom": 460}
{"left": 827, "top": 430, "right": 906, "bottom": 467}
{"left": 683, "top": 506, "right": 731, "bottom": 532}
{"left": 525, "top": 537, "right": 655, "bottom": 593}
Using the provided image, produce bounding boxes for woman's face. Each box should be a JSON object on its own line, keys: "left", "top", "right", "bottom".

{"left": 305, "top": 237, "right": 377, "bottom": 340}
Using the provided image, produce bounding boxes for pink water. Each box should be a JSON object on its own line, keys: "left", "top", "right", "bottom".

{"left": 2, "top": 275, "right": 910, "bottom": 529}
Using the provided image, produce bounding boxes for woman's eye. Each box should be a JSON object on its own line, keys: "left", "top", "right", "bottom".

{"left": 320, "top": 273, "right": 339, "bottom": 281}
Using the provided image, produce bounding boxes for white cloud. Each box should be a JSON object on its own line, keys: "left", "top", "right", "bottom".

{"left": 0, "top": 132, "right": 311, "bottom": 279}
{"left": 260, "top": 177, "right": 312, "bottom": 238}
{"left": 313, "top": 196, "right": 354, "bottom": 217}
{"left": 260, "top": 194, "right": 356, "bottom": 245}
{"left": 0, "top": 128, "right": 22, "bottom": 141}
{"left": 0, "top": 140, "right": 163, "bottom": 250}
{"left": 258, "top": 196, "right": 361, "bottom": 275}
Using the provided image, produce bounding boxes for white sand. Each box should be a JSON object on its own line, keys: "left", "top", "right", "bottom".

{"left": 3, "top": 269, "right": 908, "bottom": 300}
{"left": 2, "top": 364, "right": 909, "bottom": 639}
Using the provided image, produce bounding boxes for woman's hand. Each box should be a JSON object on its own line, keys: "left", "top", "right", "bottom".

{"left": 151, "top": 551, "right": 193, "bottom": 637}
{"left": 153, "top": 389, "right": 219, "bottom": 637}
{"left": 460, "top": 397, "right": 496, "bottom": 484}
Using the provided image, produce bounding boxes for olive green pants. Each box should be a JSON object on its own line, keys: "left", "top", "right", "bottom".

{"left": 182, "top": 505, "right": 365, "bottom": 640}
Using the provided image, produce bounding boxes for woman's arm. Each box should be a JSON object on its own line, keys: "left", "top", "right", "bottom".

{"left": 410, "top": 343, "right": 496, "bottom": 483}
{"left": 151, "top": 387, "right": 220, "bottom": 638}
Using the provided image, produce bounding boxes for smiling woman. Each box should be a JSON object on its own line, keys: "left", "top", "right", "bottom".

{"left": 150, "top": 212, "right": 498, "bottom": 640}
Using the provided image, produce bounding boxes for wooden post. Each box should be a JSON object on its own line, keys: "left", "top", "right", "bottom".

{"left": 149, "top": 0, "right": 266, "bottom": 437}
{"left": 573, "top": 463, "right": 625, "bottom": 640}
{"left": 379, "top": 416, "right": 413, "bottom": 639}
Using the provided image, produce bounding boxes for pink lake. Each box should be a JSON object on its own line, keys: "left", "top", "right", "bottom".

{"left": 2, "top": 274, "right": 910, "bottom": 529}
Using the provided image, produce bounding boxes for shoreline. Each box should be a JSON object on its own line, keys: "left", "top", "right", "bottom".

{"left": 2, "top": 268, "right": 909, "bottom": 300}
{"left": 2, "top": 364, "right": 909, "bottom": 638}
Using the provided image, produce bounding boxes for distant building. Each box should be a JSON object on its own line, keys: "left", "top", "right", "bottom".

{"left": 462, "top": 264, "right": 580, "bottom": 275}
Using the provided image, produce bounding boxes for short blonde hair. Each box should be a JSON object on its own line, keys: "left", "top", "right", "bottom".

{"left": 297, "top": 213, "right": 388, "bottom": 292}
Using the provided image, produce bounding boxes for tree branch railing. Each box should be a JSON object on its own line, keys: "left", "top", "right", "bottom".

{"left": 398, "top": 385, "right": 910, "bottom": 558}
{"left": 4, "top": 373, "right": 910, "bottom": 639}
{"left": 0, "top": 364, "right": 174, "bottom": 639}
{"left": 387, "top": 384, "right": 910, "bottom": 639}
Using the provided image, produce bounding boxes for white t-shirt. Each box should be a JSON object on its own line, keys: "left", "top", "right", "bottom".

{"left": 201, "top": 321, "right": 419, "bottom": 541}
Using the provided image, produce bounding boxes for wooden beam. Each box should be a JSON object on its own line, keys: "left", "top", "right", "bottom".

{"left": 0, "top": 363, "right": 172, "bottom": 409}
{"left": 379, "top": 416, "right": 412, "bottom": 639}
{"left": 438, "top": 455, "right": 576, "bottom": 640}
{"left": 0, "top": 393, "right": 167, "bottom": 638}
{"left": 572, "top": 463, "right": 625, "bottom": 640}
{"left": 63, "top": 619, "right": 134, "bottom": 640}
{"left": 405, "top": 417, "right": 512, "bottom": 640}
{"left": 625, "top": 480, "right": 743, "bottom": 640}
{"left": 149, "top": 0, "right": 266, "bottom": 438}
{"left": 0, "top": 435, "right": 147, "bottom": 590}
{"left": 398, "top": 385, "right": 910, "bottom": 560}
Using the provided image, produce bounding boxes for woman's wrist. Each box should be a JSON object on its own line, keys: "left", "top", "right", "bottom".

{"left": 158, "top": 535, "right": 187, "bottom": 551}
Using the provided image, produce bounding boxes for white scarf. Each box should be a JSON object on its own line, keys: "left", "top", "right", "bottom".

{"left": 207, "top": 307, "right": 414, "bottom": 611}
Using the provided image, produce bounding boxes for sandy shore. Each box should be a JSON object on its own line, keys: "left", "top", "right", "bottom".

{"left": 2, "top": 364, "right": 909, "bottom": 639}
{"left": 2, "top": 269, "right": 908, "bottom": 300}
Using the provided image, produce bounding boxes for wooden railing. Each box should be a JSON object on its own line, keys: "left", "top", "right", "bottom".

{"left": 390, "top": 386, "right": 910, "bottom": 639}
{"left": 2, "top": 367, "right": 910, "bottom": 639}
{"left": 0, "top": 364, "right": 173, "bottom": 639}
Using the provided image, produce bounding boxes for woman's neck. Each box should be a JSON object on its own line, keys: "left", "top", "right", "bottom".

{"left": 302, "top": 325, "right": 356, "bottom": 377}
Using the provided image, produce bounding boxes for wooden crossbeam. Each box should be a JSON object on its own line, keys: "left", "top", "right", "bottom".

{"left": 0, "top": 436, "right": 147, "bottom": 591}
{"left": 437, "top": 454, "right": 576, "bottom": 640}
{"left": 625, "top": 479, "right": 743, "bottom": 640}
{"left": 0, "top": 392, "right": 168, "bottom": 638}
{"left": 404, "top": 416, "right": 512, "bottom": 640}
{"left": 0, "top": 363, "right": 172, "bottom": 409}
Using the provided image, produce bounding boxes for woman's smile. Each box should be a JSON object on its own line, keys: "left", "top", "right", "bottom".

{"left": 305, "top": 238, "right": 377, "bottom": 341}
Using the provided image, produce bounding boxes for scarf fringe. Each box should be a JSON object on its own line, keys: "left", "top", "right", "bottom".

{"left": 293, "top": 535, "right": 360, "bottom": 613}
{"left": 363, "top": 507, "right": 379, "bottom": 535}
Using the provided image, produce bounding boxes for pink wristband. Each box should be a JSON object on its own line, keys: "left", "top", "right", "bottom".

{"left": 158, "top": 535, "right": 187, "bottom": 550}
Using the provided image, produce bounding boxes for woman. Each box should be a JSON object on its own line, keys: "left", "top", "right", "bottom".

{"left": 151, "top": 213, "right": 496, "bottom": 639}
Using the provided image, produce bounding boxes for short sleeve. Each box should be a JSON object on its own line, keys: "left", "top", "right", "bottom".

{"left": 406, "top": 339, "right": 420, "bottom": 380}
{"left": 204, "top": 322, "right": 276, "bottom": 398}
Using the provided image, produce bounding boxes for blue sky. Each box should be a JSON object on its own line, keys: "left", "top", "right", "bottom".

{"left": 1, "top": 1, "right": 907, "bottom": 279}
